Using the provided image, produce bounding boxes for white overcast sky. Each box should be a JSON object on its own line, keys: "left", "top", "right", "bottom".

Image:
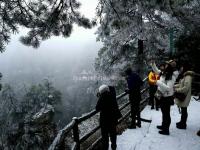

{"left": 2, "top": 0, "right": 101, "bottom": 55}
{"left": 0, "top": 0, "right": 102, "bottom": 80}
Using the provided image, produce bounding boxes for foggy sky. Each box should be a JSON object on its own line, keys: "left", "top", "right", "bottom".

{"left": 0, "top": 0, "right": 102, "bottom": 84}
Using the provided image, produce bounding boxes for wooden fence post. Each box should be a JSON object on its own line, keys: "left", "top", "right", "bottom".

{"left": 73, "top": 117, "right": 80, "bottom": 150}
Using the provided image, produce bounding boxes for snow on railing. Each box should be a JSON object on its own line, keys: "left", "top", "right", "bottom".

{"left": 48, "top": 120, "right": 75, "bottom": 150}
{"left": 48, "top": 77, "right": 149, "bottom": 150}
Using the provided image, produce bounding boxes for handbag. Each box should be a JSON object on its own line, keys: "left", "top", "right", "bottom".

{"left": 174, "top": 92, "right": 186, "bottom": 102}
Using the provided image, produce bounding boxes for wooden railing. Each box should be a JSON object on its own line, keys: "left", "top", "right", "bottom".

{"left": 48, "top": 77, "right": 149, "bottom": 150}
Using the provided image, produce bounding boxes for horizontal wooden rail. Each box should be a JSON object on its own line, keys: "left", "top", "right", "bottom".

{"left": 87, "top": 137, "right": 102, "bottom": 150}
{"left": 116, "top": 92, "right": 127, "bottom": 100}
{"left": 87, "top": 96, "right": 150, "bottom": 150}
{"left": 119, "top": 101, "right": 130, "bottom": 111}
{"left": 49, "top": 77, "right": 149, "bottom": 150}
{"left": 78, "top": 110, "right": 97, "bottom": 123}
{"left": 140, "top": 97, "right": 149, "bottom": 104}
{"left": 79, "top": 87, "right": 150, "bottom": 144}
{"left": 77, "top": 88, "right": 148, "bottom": 124}
{"left": 48, "top": 120, "right": 75, "bottom": 150}
{"left": 118, "top": 109, "right": 131, "bottom": 123}
{"left": 80, "top": 125, "right": 100, "bottom": 143}
{"left": 86, "top": 108, "right": 132, "bottom": 150}
{"left": 79, "top": 90, "right": 149, "bottom": 148}
{"left": 72, "top": 143, "right": 78, "bottom": 150}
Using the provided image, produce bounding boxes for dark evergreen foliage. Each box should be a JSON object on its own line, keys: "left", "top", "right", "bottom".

{"left": 175, "top": 28, "right": 200, "bottom": 73}
{"left": 0, "top": 0, "right": 93, "bottom": 52}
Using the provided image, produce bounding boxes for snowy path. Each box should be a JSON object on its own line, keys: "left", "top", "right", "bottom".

{"left": 115, "top": 97, "right": 200, "bottom": 150}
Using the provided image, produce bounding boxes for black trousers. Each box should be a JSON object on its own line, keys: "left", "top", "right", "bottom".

{"left": 129, "top": 91, "right": 141, "bottom": 125}
{"left": 160, "top": 96, "right": 173, "bottom": 131}
{"left": 149, "top": 85, "right": 157, "bottom": 108}
{"left": 155, "top": 97, "right": 160, "bottom": 109}
{"left": 101, "top": 125, "right": 117, "bottom": 150}
{"left": 180, "top": 107, "right": 188, "bottom": 125}
{"left": 130, "top": 101, "right": 141, "bottom": 125}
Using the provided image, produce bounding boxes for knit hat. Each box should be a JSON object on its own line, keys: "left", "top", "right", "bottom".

{"left": 99, "top": 84, "right": 109, "bottom": 94}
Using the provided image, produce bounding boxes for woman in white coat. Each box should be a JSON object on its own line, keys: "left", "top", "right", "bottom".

{"left": 151, "top": 62, "right": 176, "bottom": 135}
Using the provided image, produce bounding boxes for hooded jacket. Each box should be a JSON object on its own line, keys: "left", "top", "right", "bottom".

{"left": 126, "top": 72, "right": 143, "bottom": 91}
{"left": 175, "top": 71, "right": 194, "bottom": 107}
{"left": 96, "top": 86, "right": 122, "bottom": 126}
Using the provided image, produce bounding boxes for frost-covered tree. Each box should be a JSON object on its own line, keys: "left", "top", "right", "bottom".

{"left": 0, "top": 0, "right": 93, "bottom": 52}
{"left": 95, "top": 0, "right": 200, "bottom": 76}
{"left": 0, "top": 84, "right": 19, "bottom": 149}
{"left": 0, "top": 80, "right": 62, "bottom": 149}
{"left": 21, "top": 79, "right": 61, "bottom": 120}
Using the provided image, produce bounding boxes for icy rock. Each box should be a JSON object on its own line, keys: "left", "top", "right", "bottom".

{"left": 32, "top": 104, "right": 54, "bottom": 124}
{"left": 5, "top": 105, "right": 57, "bottom": 150}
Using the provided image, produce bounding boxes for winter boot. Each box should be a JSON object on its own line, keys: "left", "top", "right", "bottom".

{"left": 177, "top": 107, "right": 188, "bottom": 129}
{"left": 159, "top": 129, "right": 169, "bottom": 135}
{"left": 129, "top": 122, "right": 136, "bottom": 129}
{"left": 176, "top": 123, "right": 187, "bottom": 129}
{"left": 197, "top": 130, "right": 200, "bottom": 136}
{"left": 128, "top": 124, "right": 136, "bottom": 129}
{"left": 136, "top": 121, "right": 141, "bottom": 128}
{"left": 111, "top": 144, "right": 117, "bottom": 150}
{"left": 176, "top": 121, "right": 182, "bottom": 126}
{"left": 157, "top": 125, "right": 163, "bottom": 130}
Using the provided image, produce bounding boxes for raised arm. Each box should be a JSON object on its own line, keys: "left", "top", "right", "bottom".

{"left": 151, "top": 62, "right": 161, "bottom": 75}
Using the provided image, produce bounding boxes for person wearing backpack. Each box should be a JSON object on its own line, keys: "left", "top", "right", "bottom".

{"left": 96, "top": 85, "right": 122, "bottom": 150}
{"left": 174, "top": 63, "right": 194, "bottom": 129}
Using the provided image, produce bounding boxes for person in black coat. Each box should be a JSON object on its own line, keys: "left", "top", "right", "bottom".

{"left": 125, "top": 68, "right": 143, "bottom": 129}
{"left": 96, "top": 85, "right": 122, "bottom": 150}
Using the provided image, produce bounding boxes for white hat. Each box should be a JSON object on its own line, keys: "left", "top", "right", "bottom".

{"left": 99, "top": 84, "right": 109, "bottom": 94}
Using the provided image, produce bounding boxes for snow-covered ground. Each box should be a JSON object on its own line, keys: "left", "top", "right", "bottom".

{"left": 114, "top": 97, "right": 200, "bottom": 150}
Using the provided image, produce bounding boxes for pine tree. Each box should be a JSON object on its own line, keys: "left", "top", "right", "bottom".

{"left": 95, "top": 0, "right": 199, "bottom": 77}
{"left": 0, "top": 0, "right": 93, "bottom": 52}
